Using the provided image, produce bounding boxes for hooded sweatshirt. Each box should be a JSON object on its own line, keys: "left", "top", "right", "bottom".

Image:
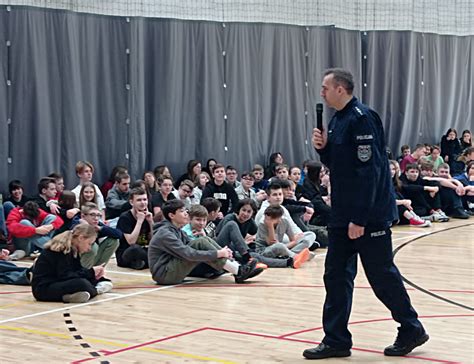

{"left": 148, "top": 220, "right": 218, "bottom": 281}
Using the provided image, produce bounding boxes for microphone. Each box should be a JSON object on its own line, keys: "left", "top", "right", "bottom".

{"left": 316, "top": 103, "right": 323, "bottom": 131}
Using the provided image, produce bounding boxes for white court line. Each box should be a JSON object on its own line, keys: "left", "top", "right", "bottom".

{"left": 0, "top": 278, "right": 206, "bottom": 325}
{"left": 392, "top": 232, "right": 430, "bottom": 242}
{"left": 393, "top": 230, "right": 427, "bottom": 234}
{"left": 104, "top": 293, "right": 125, "bottom": 297}
{"left": 105, "top": 270, "right": 152, "bottom": 277}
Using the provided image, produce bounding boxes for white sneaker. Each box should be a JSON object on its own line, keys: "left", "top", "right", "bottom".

{"left": 62, "top": 291, "right": 91, "bottom": 303}
{"left": 436, "top": 210, "right": 450, "bottom": 222}
{"left": 95, "top": 281, "right": 113, "bottom": 294}
{"left": 9, "top": 250, "right": 26, "bottom": 260}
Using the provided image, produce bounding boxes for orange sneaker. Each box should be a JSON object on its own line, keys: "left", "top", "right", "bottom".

{"left": 293, "top": 248, "right": 310, "bottom": 269}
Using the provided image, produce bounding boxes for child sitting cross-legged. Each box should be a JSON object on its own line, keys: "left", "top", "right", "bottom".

{"left": 255, "top": 205, "right": 311, "bottom": 269}
{"left": 148, "top": 200, "right": 264, "bottom": 284}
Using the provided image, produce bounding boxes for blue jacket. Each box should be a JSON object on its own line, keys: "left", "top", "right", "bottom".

{"left": 317, "top": 97, "right": 397, "bottom": 228}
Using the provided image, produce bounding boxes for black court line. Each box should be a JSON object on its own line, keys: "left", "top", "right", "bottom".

{"left": 63, "top": 311, "right": 110, "bottom": 363}
{"left": 393, "top": 222, "right": 474, "bottom": 311}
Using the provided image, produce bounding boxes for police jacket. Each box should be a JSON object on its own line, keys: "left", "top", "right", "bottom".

{"left": 316, "top": 97, "right": 397, "bottom": 228}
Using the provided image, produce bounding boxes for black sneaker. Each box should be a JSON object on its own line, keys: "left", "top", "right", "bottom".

{"left": 234, "top": 260, "right": 262, "bottom": 283}
{"left": 303, "top": 343, "right": 351, "bottom": 359}
{"left": 384, "top": 331, "right": 429, "bottom": 356}
{"left": 450, "top": 208, "right": 470, "bottom": 219}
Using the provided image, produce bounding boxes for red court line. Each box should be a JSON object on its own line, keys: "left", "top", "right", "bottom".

{"left": 205, "top": 327, "right": 460, "bottom": 364}
{"left": 70, "top": 327, "right": 207, "bottom": 364}
{"left": 280, "top": 336, "right": 460, "bottom": 364}
{"left": 70, "top": 314, "right": 472, "bottom": 363}
{"left": 279, "top": 313, "right": 474, "bottom": 338}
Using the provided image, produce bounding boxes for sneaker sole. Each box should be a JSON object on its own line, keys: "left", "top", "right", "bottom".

{"left": 293, "top": 249, "right": 310, "bottom": 269}
{"left": 384, "top": 334, "right": 429, "bottom": 356}
{"left": 62, "top": 291, "right": 91, "bottom": 303}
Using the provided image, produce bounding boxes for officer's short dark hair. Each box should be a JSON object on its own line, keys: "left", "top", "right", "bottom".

{"left": 324, "top": 68, "right": 354, "bottom": 93}
{"left": 162, "top": 199, "right": 185, "bottom": 221}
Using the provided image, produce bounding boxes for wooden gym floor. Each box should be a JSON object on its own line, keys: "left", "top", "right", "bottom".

{"left": 1, "top": 219, "right": 473, "bottom": 363}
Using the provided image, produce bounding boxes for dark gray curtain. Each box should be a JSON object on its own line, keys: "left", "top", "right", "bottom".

{"left": 0, "top": 6, "right": 472, "bottom": 195}
{"left": 6, "top": 7, "right": 128, "bottom": 192}
{"left": 225, "top": 23, "right": 307, "bottom": 171}
{"left": 422, "top": 34, "right": 473, "bottom": 144}
{"left": 364, "top": 31, "right": 424, "bottom": 156}
{"left": 0, "top": 8, "right": 8, "bottom": 193}
{"left": 364, "top": 32, "right": 473, "bottom": 157}
{"left": 130, "top": 19, "right": 224, "bottom": 177}
{"left": 8, "top": 8, "right": 64, "bottom": 192}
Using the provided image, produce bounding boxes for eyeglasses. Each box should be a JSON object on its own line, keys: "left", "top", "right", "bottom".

{"left": 85, "top": 213, "right": 101, "bottom": 218}
{"left": 242, "top": 177, "right": 254, "bottom": 181}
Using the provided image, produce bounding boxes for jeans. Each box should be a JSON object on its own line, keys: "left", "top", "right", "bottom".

{"left": 0, "top": 261, "right": 30, "bottom": 285}
{"left": 12, "top": 214, "right": 58, "bottom": 255}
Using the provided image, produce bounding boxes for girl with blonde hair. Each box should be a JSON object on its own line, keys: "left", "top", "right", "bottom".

{"left": 31, "top": 224, "right": 113, "bottom": 303}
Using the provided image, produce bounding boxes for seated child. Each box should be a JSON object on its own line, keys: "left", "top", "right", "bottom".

{"left": 255, "top": 205, "right": 312, "bottom": 269}
{"left": 148, "top": 200, "right": 263, "bottom": 285}
{"left": 31, "top": 224, "right": 113, "bottom": 303}
{"left": 400, "top": 163, "right": 449, "bottom": 222}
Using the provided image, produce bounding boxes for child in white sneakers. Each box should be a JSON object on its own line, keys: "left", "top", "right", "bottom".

{"left": 31, "top": 224, "right": 113, "bottom": 303}
{"left": 389, "top": 160, "right": 431, "bottom": 227}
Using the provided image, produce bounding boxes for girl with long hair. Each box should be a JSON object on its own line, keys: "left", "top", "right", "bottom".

{"left": 31, "top": 224, "right": 113, "bottom": 303}
{"left": 79, "top": 182, "right": 105, "bottom": 221}
{"left": 301, "top": 161, "right": 331, "bottom": 226}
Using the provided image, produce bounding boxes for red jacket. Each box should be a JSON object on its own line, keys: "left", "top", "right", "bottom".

{"left": 6, "top": 207, "right": 64, "bottom": 239}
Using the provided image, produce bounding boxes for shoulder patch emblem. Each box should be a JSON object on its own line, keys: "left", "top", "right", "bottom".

{"left": 357, "top": 145, "right": 372, "bottom": 162}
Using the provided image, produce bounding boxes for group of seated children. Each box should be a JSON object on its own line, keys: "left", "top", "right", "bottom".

{"left": 1, "top": 138, "right": 473, "bottom": 302}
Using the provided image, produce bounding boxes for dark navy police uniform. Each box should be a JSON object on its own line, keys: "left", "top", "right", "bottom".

{"left": 316, "top": 97, "right": 425, "bottom": 350}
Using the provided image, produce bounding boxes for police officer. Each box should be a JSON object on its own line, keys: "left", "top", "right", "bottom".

{"left": 303, "top": 69, "right": 428, "bottom": 359}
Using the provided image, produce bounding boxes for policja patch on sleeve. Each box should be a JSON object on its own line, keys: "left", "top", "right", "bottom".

{"left": 357, "top": 145, "right": 372, "bottom": 162}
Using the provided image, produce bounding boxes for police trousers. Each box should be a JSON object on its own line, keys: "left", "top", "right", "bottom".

{"left": 322, "top": 226, "right": 424, "bottom": 349}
